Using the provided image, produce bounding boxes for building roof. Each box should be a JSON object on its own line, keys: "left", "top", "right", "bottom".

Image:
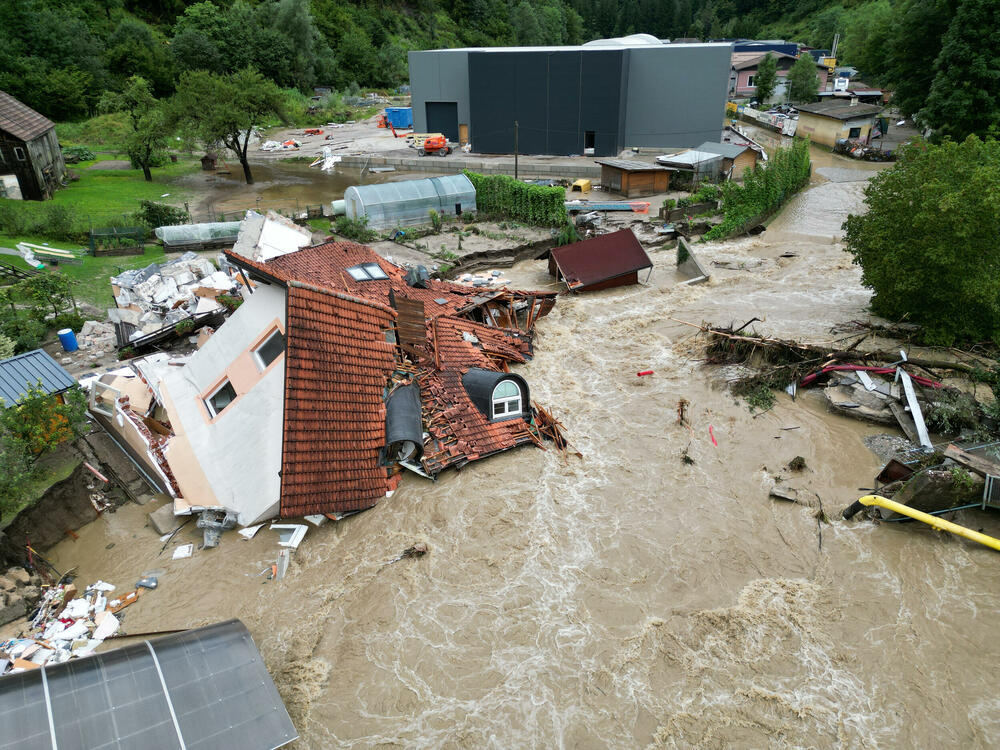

{"left": 227, "top": 241, "right": 560, "bottom": 503}
{"left": 730, "top": 51, "right": 796, "bottom": 70}
{"left": 549, "top": 229, "right": 652, "bottom": 291}
{"left": 656, "top": 149, "right": 724, "bottom": 168}
{"left": 0, "top": 619, "right": 298, "bottom": 749}
{"left": 594, "top": 158, "right": 669, "bottom": 172}
{"left": 697, "top": 141, "right": 752, "bottom": 159}
{"left": 0, "top": 349, "right": 76, "bottom": 407}
{"left": 796, "top": 100, "right": 883, "bottom": 119}
{"left": 280, "top": 281, "right": 397, "bottom": 516}
{"left": 0, "top": 90, "right": 55, "bottom": 141}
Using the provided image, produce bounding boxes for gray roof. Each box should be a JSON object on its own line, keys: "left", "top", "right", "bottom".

{"left": 656, "top": 149, "right": 724, "bottom": 167}
{"left": 594, "top": 158, "right": 669, "bottom": 172}
{"left": 0, "top": 619, "right": 298, "bottom": 750}
{"left": 0, "top": 349, "right": 76, "bottom": 407}
{"left": 796, "top": 100, "right": 883, "bottom": 120}
{"left": 697, "top": 141, "right": 752, "bottom": 159}
{"left": 0, "top": 90, "right": 55, "bottom": 142}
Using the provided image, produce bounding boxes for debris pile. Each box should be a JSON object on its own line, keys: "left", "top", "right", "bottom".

{"left": 109, "top": 252, "right": 239, "bottom": 338}
{"left": 0, "top": 575, "right": 153, "bottom": 675}
{"left": 74, "top": 320, "right": 118, "bottom": 355}
{"left": 456, "top": 270, "right": 510, "bottom": 288}
{"left": 259, "top": 139, "right": 301, "bottom": 152}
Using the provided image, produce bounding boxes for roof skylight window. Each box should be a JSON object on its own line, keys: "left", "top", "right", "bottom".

{"left": 347, "top": 263, "right": 389, "bottom": 281}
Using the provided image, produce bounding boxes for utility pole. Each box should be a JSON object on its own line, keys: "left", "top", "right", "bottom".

{"left": 514, "top": 120, "right": 519, "bottom": 181}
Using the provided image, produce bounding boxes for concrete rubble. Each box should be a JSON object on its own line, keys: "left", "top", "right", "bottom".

{"left": 109, "top": 251, "right": 239, "bottom": 341}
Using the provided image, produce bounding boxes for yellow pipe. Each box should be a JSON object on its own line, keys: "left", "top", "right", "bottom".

{"left": 858, "top": 495, "right": 1000, "bottom": 552}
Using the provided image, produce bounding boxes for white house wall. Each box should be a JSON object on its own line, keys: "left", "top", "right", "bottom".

{"left": 159, "top": 283, "right": 287, "bottom": 525}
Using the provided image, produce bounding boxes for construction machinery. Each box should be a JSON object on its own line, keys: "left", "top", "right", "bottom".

{"left": 417, "top": 134, "right": 451, "bottom": 157}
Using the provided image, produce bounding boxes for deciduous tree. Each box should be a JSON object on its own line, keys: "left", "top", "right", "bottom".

{"left": 171, "top": 68, "right": 286, "bottom": 185}
{"left": 100, "top": 75, "right": 168, "bottom": 182}
{"left": 843, "top": 137, "right": 1000, "bottom": 345}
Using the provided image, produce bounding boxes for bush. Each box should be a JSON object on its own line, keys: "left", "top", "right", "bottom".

{"left": 61, "top": 145, "right": 96, "bottom": 164}
{"left": 464, "top": 171, "right": 567, "bottom": 227}
{"left": 428, "top": 209, "right": 442, "bottom": 230}
{"left": 843, "top": 136, "right": 1000, "bottom": 345}
{"left": 0, "top": 312, "right": 47, "bottom": 353}
{"left": 0, "top": 333, "right": 14, "bottom": 359}
{"left": 555, "top": 217, "right": 579, "bottom": 246}
{"left": 51, "top": 312, "right": 85, "bottom": 333}
{"left": 134, "top": 200, "right": 189, "bottom": 229}
{"left": 704, "top": 138, "right": 812, "bottom": 241}
{"left": 217, "top": 294, "right": 243, "bottom": 313}
{"left": 174, "top": 318, "right": 195, "bottom": 335}
{"left": 333, "top": 215, "right": 377, "bottom": 242}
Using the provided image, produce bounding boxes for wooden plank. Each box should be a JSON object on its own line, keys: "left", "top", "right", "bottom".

{"left": 943, "top": 444, "right": 1000, "bottom": 478}
{"left": 888, "top": 401, "right": 920, "bottom": 445}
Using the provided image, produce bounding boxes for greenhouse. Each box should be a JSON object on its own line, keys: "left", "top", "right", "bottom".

{"left": 155, "top": 221, "right": 242, "bottom": 250}
{"left": 342, "top": 174, "right": 477, "bottom": 230}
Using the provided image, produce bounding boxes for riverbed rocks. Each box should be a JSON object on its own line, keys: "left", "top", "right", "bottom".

{"left": 0, "top": 566, "right": 42, "bottom": 626}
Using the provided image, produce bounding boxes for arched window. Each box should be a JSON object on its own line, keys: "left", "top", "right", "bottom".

{"left": 492, "top": 380, "right": 521, "bottom": 418}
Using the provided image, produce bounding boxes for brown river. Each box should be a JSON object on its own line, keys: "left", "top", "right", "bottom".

{"left": 42, "top": 151, "right": 1000, "bottom": 748}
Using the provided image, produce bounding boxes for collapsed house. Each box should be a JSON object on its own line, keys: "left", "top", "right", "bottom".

{"left": 549, "top": 229, "right": 653, "bottom": 292}
{"left": 91, "top": 233, "right": 559, "bottom": 526}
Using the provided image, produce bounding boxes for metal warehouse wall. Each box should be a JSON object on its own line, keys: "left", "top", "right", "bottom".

{"left": 408, "top": 50, "right": 470, "bottom": 137}
{"left": 467, "top": 49, "right": 625, "bottom": 157}
{"left": 622, "top": 44, "right": 733, "bottom": 149}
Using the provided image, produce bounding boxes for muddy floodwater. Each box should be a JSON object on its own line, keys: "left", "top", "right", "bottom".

{"left": 44, "top": 154, "right": 1000, "bottom": 748}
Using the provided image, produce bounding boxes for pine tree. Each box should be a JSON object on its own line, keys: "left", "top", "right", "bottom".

{"left": 922, "top": 0, "right": 1000, "bottom": 141}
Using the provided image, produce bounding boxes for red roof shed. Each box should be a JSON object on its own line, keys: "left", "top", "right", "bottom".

{"left": 548, "top": 229, "right": 653, "bottom": 292}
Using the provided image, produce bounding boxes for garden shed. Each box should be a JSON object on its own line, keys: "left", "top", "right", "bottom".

{"left": 0, "top": 90, "right": 66, "bottom": 201}
{"left": 343, "top": 174, "right": 477, "bottom": 230}
{"left": 594, "top": 159, "right": 671, "bottom": 198}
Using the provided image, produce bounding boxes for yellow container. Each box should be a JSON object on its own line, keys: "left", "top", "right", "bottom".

{"left": 571, "top": 179, "right": 591, "bottom": 193}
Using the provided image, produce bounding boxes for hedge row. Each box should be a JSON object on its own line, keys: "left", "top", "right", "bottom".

{"left": 464, "top": 171, "right": 567, "bottom": 227}
{"left": 703, "top": 137, "right": 812, "bottom": 241}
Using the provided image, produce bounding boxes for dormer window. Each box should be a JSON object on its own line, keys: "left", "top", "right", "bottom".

{"left": 346, "top": 263, "right": 389, "bottom": 281}
{"left": 491, "top": 380, "right": 522, "bottom": 418}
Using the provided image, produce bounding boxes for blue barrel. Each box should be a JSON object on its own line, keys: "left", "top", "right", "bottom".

{"left": 57, "top": 328, "right": 78, "bottom": 352}
{"left": 385, "top": 107, "right": 413, "bottom": 129}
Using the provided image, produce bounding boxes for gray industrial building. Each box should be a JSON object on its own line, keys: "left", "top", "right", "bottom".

{"left": 408, "top": 36, "right": 732, "bottom": 157}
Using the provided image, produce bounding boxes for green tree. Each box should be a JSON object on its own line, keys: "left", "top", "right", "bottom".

{"left": 17, "top": 273, "right": 77, "bottom": 319}
{"left": 882, "top": 0, "right": 955, "bottom": 119}
{"left": 922, "top": 0, "right": 1000, "bottom": 142}
{"left": 511, "top": 2, "right": 544, "bottom": 45}
{"left": 754, "top": 52, "right": 778, "bottom": 104}
{"left": 100, "top": 76, "right": 168, "bottom": 182}
{"left": 787, "top": 55, "right": 819, "bottom": 104}
{"left": 0, "top": 334, "right": 14, "bottom": 359}
{"left": 171, "top": 67, "right": 286, "bottom": 185}
{"left": 843, "top": 137, "right": 1000, "bottom": 345}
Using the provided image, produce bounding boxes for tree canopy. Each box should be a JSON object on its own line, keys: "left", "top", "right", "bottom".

{"left": 843, "top": 137, "right": 1000, "bottom": 345}
{"left": 100, "top": 76, "right": 168, "bottom": 182}
{"left": 787, "top": 54, "right": 819, "bottom": 103}
{"left": 171, "top": 67, "right": 286, "bottom": 184}
{"left": 754, "top": 53, "right": 778, "bottom": 104}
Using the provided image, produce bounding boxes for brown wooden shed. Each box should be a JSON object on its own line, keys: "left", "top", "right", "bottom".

{"left": 696, "top": 141, "right": 760, "bottom": 180}
{"left": 595, "top": 159, "right": 671, "bottom": 198}
{"left": 0, "top": 91, "right": 66, "bottom": 201}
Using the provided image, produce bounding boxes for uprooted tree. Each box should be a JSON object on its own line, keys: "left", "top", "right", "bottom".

{"left": 170, "top": 67, "right": 286, "bottom": 185}
{"left": 843, "top": 136, "right": 1000, "bottom": 345}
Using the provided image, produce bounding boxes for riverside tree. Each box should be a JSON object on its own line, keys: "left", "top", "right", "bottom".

{"left": 171, "top": 67, "right": 286, "bottom": 185}
{"left": 843, "top": 136, "right": 1000, "bottom": 345}
{"left": 754, "top": 52, "right": 778, "bottom": 104}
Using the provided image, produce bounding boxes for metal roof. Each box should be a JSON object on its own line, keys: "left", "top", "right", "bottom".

{"left": 656, "top": 150, "right": 724, "bottom": 168}
{"left": 0, "top": 90, "right": 55, "bottom": 142}
{"left": 796, "top": 101, "right": 883, "bottom": 120}
{"left": 0, "top": 619, "right": 298, "bottom": 750}
{"left": 549, "top": 229, "right": 652, "bottom": 290}
{"left": 0, "top": 349, "right": 76, "bottom": 407}
{"left": 697, "top": 141, "right": 752, "bottom": 159}
{"left": 594, "top": 158, "right": 669, "bottom": 172}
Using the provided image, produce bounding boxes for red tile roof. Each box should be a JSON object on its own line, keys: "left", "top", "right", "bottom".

{"left": 227, "top": 240, "right": 562, "bottom": 494}
{"left": 0, "top": 91, "right": 54, "bottom": 142}
{"left": 279, "top": 281, "right": 397, "bottom": 516}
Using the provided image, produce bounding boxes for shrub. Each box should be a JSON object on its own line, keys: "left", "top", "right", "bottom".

{"left": 555, "top": 217, "right": 579, "bottom": 246}
{"left": 174, "top": 318, "right": 195, "bottom": 335}
{"left": 0, "top": 333, "right": 13, "bottom": 359}
{"left": 51, "top": 312, "right": 85, "bottom": 333}
{"left": 428, "top": 209, "right": 442, "bottom": 230}
{"left": 134, "top": 200, "right": 189, "bottom": 229}
{"left": 0, "top": 312, "right": 47, "bottom": 353}
{"left": 333, "top": 215, "right": 377, "bottom": 242}
{"left": 217, "top": 294, "right": 244, "bottom": 313}
{"left": 463, "top": 171, "right": 567, "bottom": 227}
{"left": 61, "top": 145, "right": 96, "bottom": 164}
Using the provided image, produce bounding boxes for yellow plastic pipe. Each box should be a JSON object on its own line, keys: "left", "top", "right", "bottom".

{"left": 858, "top": 495, "right": 1000, "bottom": 552}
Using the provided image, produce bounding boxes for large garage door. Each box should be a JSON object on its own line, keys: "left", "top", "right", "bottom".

{"left": 425, "top": 102, "right": 459, "bottom": 142}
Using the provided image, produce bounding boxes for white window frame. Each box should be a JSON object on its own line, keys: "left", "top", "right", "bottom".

{"left": 13, "top": 146, "right": 26, "bottom": 161}
{"left": 253, "top": 328, "right": 285, "bottom": 371}
{"left": 491, "top": 380, "right": 522, "bottom": 419}
{"left": 746, "top": 75, "right": 755, "bottom": 87}
{"left": 346, "top": 263, "right": 389, "bottom": 281}
{"left": 204, "top": 379, "right": 237, "bottom": 418}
